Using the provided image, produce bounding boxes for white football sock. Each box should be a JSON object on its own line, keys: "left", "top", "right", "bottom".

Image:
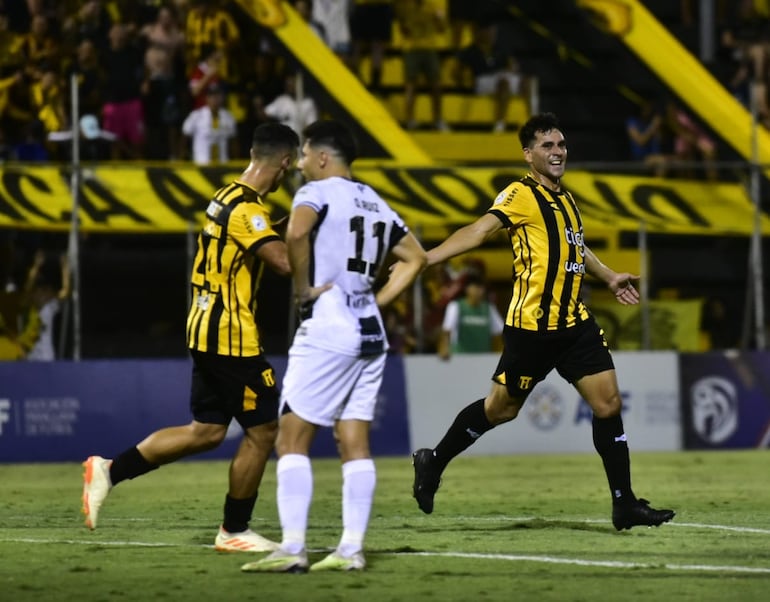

{"left": 338, "top": 458, "right": 376, "bottom": 557}
{"left": 276, "top": 453, "right": 312, "bottom": 554}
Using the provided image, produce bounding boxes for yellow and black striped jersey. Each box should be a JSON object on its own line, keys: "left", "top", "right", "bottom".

{"left": 488, "top": 174, "right": 591, "bottom": 332}
{"left": 186, "top": 180, "right": 280, "bottom": 356}
{"left": 184, "top": 7, "right": 240, "bottom": 79}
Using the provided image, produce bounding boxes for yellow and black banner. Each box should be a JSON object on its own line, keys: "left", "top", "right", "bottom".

{"left": 592, "top": 299, "right": 704, "bottom": 352}
{"left": 0, "top": 164, "right": 768, "bottom": 236}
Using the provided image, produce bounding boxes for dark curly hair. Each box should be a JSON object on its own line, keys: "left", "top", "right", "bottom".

{"left": 518, "top": 112, "right": 562, "bottom": 149}
{"left": 303, "top": 120, "right": 359, "bottom": 165}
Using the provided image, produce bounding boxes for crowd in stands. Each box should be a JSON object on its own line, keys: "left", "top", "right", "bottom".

{"left": 0, "top": 0, "right": 302, "bottom": 163}
{"left": 626, "top": 0, "right": 770, "bottom": 180}
{"left": 0, "top": 1, "right": 757, "bottom": 360}
{"left": 0, "top": 0, "right": 530, "bottom": 163}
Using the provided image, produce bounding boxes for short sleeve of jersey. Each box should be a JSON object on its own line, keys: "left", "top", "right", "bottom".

{"left": 487, "top": 181, "right": 530, "bottom": 229}
{"left": 229, "top": 202, "right": 280, "bottom": 252}
{"left": 292, "top": 182, "right": 324, "bottom": 212}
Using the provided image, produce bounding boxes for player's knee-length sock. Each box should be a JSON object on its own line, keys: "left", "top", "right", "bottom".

{"left": 109, "top": 446, "right": 158, "bottom": 485}
{"left": 592, "top": 414, "right": 635, "bottom": 504}
{"left": 433, "top": 399, "right": 492, "bottom": 472}
{"left": 276, "top": 454, "right": 312, "bottom": 554}
{"left": 338, "top": 458, "right": 376, "bottom": 557}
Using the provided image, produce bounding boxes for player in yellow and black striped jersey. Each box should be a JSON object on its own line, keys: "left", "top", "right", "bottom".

{"left": 410, "top": 113, "right": 675, "bottom": 531}
{"left": 81, "top": 123, "right": 301, "bottom": 552}
{"left": 489, "top": 173, "right": 591, "bottom": 332}
{"left": 186, "top": 181, "right": 278, "bottom": 356}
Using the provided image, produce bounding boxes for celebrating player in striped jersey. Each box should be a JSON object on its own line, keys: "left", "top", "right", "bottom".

{"left": 411, "top": 112, "right": 675, "bottom": 531}
{"left": 82, "top": 123, "right": 299, "bottom": 553}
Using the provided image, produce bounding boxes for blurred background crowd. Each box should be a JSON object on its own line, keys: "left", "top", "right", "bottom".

{"left": 1, "top": 0, "right": 768, "bottom": 360}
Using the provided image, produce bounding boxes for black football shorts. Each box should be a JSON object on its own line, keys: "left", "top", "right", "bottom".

{"left": 189, "top": 350, "right": 279, "bottom": 429}
{"left": 493, "top": 317, "right": 614, "bottom": 396}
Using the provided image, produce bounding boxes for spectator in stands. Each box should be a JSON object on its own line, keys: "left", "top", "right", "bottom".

{"left": 745, "top": 26, "right": 770, "bottom": 129}
{"left": 0, "top": 70, "right": 25, "bottom": 132}
{"left": 421, "top": 257, "right": 484, "bottom": 352}
{"left": 182, "top": 82, "right": 237, "bottom": 164}
{"left": 184, "top": 0, "right": 240, "bottom": 88}
{"left": 236, "top": 50, "right": 286, "bottom": 157}
{"left": 20, "top": 14, "right": 58, "bottom": 81}
{"left": 23, "top": 250, "right": 70, "bottom": 361}
{"left": 437, "top": 272, "right": 503, "bottom": 360}
{"left": 0, "top": 10, "right": 25, "bottom": 73}
{"left": 350, "top": 0, "right": 394, "bottom": 95}
{"left": 188, "top": 43, "right": 224, "bottom": 109}
{"left": 308, "top": 0, "right": 351, "bottom": 66}
{"left": 455, "top": 20, "right": 530, "bottom": 133}
{"left": 0, "top": 250, "right": 40, "bottom": 361}
{"left": 69, "top": 38, "right": 105, "bottom": 118}
{"left": 29, "top": 62, "right": 67, "bottom": 147}
{"left": 664, "top": 98, "right": 718, "bottom": 181}
{"left": 140, "top": 4, "right": 186, "bottom": 160}
{"left": 395, "top": 0, "right": 450, "bottom": 131}
{"left": 263, "top": 72, "right": 319, "bottom": 143}
{"left": 293, "top": 0, "right": 327, "bottom": 42}
{"left": 0, "top": 309, "right": 39, "bottom": 360}
{"left": 625, "top": 99, "right": 668, "bottom": 177}
{"left": 62, "top": 0, "right": 113, "bottom": 53}
{"left": 447, "top": 0, "right": 476, "bottom": 49}
{"left": 701, "top": 296, "right": 735, "bottom": 350}
{"left": 101, "top": 22, "right": 146, "bottom": 159}
{"left": 715, "top": 25, "right": 753, "bottom": 109}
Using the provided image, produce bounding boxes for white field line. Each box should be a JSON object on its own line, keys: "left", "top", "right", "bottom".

{"left": 401, "top": 552, "right": 770, "bottom": 574}
{"left": 1, "top": 536, "right": 769, "bottom": 575}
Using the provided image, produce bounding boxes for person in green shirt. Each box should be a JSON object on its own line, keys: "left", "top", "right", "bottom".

{"left": 437, "top": 273, "right": 503, "bottom": 360}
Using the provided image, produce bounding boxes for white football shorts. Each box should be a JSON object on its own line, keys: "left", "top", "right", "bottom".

{"left": 280, "top": 341, "right": 387, "bottom": 427}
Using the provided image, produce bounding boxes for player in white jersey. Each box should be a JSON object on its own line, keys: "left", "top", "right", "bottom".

{"left": 242, "top": 120, "right": 427, "bottom": 574}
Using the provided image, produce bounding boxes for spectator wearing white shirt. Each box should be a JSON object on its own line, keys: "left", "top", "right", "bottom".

{"left": 264, "top": 73, "right": 319, "bottom": 142}
{"left": 310, "top": 0, "right": 352, "bottom": 64}
{"left": 24, "top": 250, "right": 71, "bottom": 362}
{"left": 182, "top": 83, "right": 237, "bottom": 165}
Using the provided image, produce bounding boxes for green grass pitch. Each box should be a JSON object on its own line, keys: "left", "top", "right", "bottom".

{"left": 1, "top": 450, "right": 768, "bottom": 601}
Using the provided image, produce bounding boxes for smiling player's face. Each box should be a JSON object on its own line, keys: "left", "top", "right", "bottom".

{"left": 524, "top": 128, "right": 567, "bottom": 187}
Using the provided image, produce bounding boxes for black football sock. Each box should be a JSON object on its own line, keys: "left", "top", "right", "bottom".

{"left": 109, "top": 446, "right": 158, "bottom": 486}
{"left": 222, "top": 493, "right": 257, "bottom": 534}
{"left": 592, "top": 414, "right": 635, "bottom": 505}
{"left": 433, "top": 399, "right": 493, "bottom": 472}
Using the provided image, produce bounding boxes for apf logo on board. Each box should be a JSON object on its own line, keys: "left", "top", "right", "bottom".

{"left": 526, "top": 386, "right": 564, "bottom": 430}
{"left": 690, "top": 376, "right": 738, "bottom": 444}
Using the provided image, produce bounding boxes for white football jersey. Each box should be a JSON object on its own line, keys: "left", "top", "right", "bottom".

{"left": 291, "top": 176, "right": 409, "bottom": 356}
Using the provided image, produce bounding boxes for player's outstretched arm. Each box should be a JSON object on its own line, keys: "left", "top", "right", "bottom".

{"left": 426, "top": 213, "right": 502, "bottom": 267}
{"left": 584, "top": 245, "right": 640, "bottom": 306}
{"left": 376, "top": 232, "right": 427, "bottom": 308}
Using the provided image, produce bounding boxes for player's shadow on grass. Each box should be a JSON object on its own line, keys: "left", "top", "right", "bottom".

{"left": 405, "top": 518, "right": 609, "bottom": 534}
